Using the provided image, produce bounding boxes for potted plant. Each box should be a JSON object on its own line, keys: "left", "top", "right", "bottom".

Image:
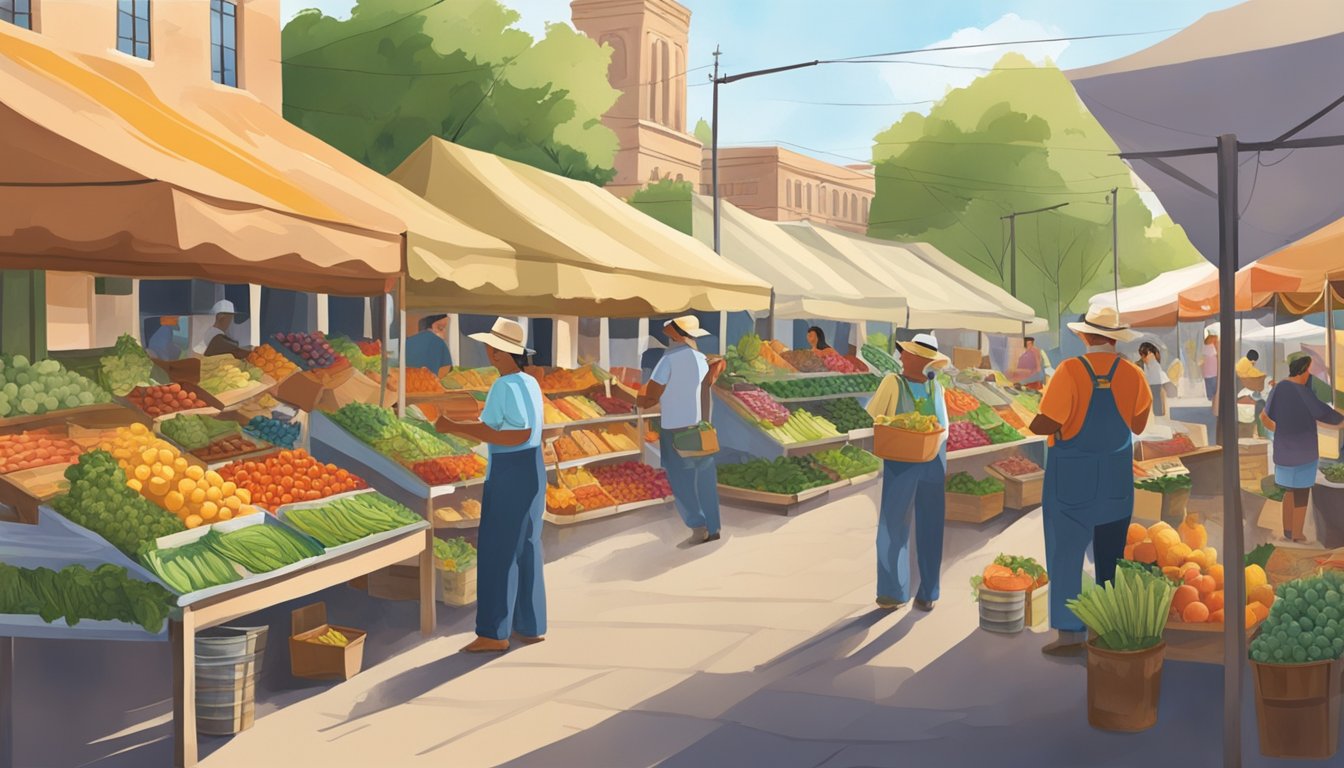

{"left": 1248, "top": 570, "right": 1344, "bottom": 759}
{"left": 971, "top": 554, "right": 1049, "bottom": 632}
{"left": 1067, "top": 563, "right": 1175, "bottom": 732}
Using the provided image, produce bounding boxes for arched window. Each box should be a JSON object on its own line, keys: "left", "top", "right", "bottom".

{"left": 832, "top": 190, "right": 839, "bottom": 217}
{"left": 850, "top": 193, "right": 858, "bottom": 221}
{"left": 602, "top": 34, "right": 627, "bottom": 83}
{"left": 862, "top": 197, "right": 870, "bottom": 223}
{"left": 648, "top": 40, "right": 660, "bottom": 121}
{"left": 675, "top": 173, "right": 683, "bottom": 182}
{"left": 842, "top": 194, "right": 849, "bottom": 219}
{"left": 785, "top": 180, "right": 792, "bottom": 208}
{"left": 806, "top": 185, "right": 812, "bottom": 212}
{"left": 794, "top": 181, "right": 802, "bottom": 209}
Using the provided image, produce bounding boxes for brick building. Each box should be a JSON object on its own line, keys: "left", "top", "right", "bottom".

{"left": 705, "top": 147, "right": 874, "bottom": 233}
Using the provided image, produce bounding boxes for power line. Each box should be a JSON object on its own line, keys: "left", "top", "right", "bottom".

{"left": 819, "top": 28, "right": 1182, "bottom": 64}
{"left": 828, "top": 60, "right": 1061, "bottom": 72}
{"left": 285, "top": 0, "right": 448, "bottom": 61}
{"left": 764, "top": 98, "right": 937, "bottom": 108}
{"left": 1272, "top": 90, "right": 1344, "bottom": 143}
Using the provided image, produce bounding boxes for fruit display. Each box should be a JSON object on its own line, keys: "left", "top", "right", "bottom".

{"left": 127, "top": 383, "right": 209, "bottom": 417}
{"left": 243, "top": 416, "right": 301, "bottom": 449}
{"left": 947, "top": 422, "right": 991, "bottom": 451}
{"left": 762, "top": 409, "right": 841, "bottom": 445}
{"left": 590, "top": 461, "right": 672, "bottom": 504}
{"left": 217, "top": 449, "right": 367, "bottom": 509}
{"left": 731, "top": 385, "right": 791, "bottom": 427}
{"left": 1249, "top": 571, "right": 1344, "bottom": 664}
{"left": 1140, "top": 434, "right": 1197, "bottom": 459}
{"left": 410, "top": 454, "right": 488, "bottom": 485}
{"left": 1134, "top": 475, "right": 1193, "bottom": 494}
{"left": 971, "top": 555, "right": 1048, "bottom": 595}
{"left": 195, "top": 434, "right": 262, "bottom": 463}
{"left": 140, "top": 539, "right": 241, "bottom": 594}
{"left": 201, "top": 524, "right": 324, "bottom": 573}
{"left": 960, "top": 404, "right": 1003, "bottom": 431}
{"left": 822, "top": 354, "right": 865, "bottom": 374}
{"left": 272, "top": 331, "right": 342, "bottom": 370}
{"left": 557, "top": 467, "right": 598, "bottom": 487}
{"left": 811, "top": 398, "right": 873, "bottom": 432}
{"left": 873, "top": 412, "right": 941, "bottom": 432}
{"left": 590, "top": 393, "right": 633, "bottom": 415}
{"left": 996, "top": 407, "right": 1027, "bottom": 430}
{"left": 756, "top": 374, "right": 881, "bottom": 400}
{"left": 326, "top": 336, "right": 380, "bottom": 375}
{"left": 724, "top": 334, "right": 795, "bottom": 376}
{"left": 282, "top": 492, "right": 421, "bottom": 547}
{"left": 985, "top": 422, "right": 1023, "bottom": 444}
{"left": 860, "top": 344, "right": 900, "bottom": 374}
{"left": 199, "top": 355, "right": 264, "bottom": 395}
{"left": 434, "top": 536, "right": 477, "bottom": 571}
{"left": 306, "top": 628, "right": 351, "bottom": 647}
{"left": 946, "top": 471, "right": 1004, "bottom": 496}
{"left": 944, "top": 388, "right": 981, "bottom": 417}
{"left": 159, "top": 413, "right": 239, "bottom": 451}
{"left": 781, "top": 350, "right": 827, "bottom": 373}
{"left": 383, "top": 367, "right": 446, "bottom": 395}
{"left": 717, "top": 456, "right": 832, "bottom": 494}
{"left": 572, "top": 484, "right": 618, "bottom": 511}
{"left": 99, "top": 334, "right": 154, "bottom": 396}
{"left": 990, "top": 456, "right": 1042, "bottom": 477}
{"left": 0, "top": 431, "right": 83, "bottom": 474}
{"left": 434, "top": 498, "right": 482, "bottom": 525}
{"left": 52, "top": 449, "right": 184, "bottom": 556}
{"left": 529, "top": 366, "right": 600, "bottom": 393}
{"left": 1322, "top": 463, "right": 1344, "bottom": 484}
{"left": 0, "top": 562, "right": 176, "bottom": 633}
{"left": 327, "top": 403, "right": 463, "bottom": 464}
{"left": 546, "top": 485, "right": 579, "bottom": 515}
{"left": 247, "top": 345, "right": 300, "bottom": 381}
{"left": 550, "top": 395, "right": 609, "bottom": 422}
{"left": 0, "top": 355, "right": 110, "bottom": 418}
{"left": 1122, "top": 518, "right": 1270, "bottom": 628}
{"left": 356, "top": 340, "right": 381, "bottom": 357}
{"left": 1013, "top": 390, "right": 1041, "bottom": 413}
{"left": 101, "top": 423, "right": 261, "bottom": 528}
{"left": 440, "top": 367, "right": 499, "bottom": 390}
{"left": 811, "top": 445, "right": 881, "bottom": 479}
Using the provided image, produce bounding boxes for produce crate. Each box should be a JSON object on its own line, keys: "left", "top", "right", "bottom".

{"left": 1025, "top": 583, "right": 1049, "bottom": 629}
{"left": 716, "top": 479, "right": 845, "bottom": 508}
{"left": 289, "top": 602, "right": 366, "bottom": 681}
{"left": 985, "top": 466, "right": 1044, "bottom": 510}
{"left": 1164, "top": 619, "right": 1262, "bottom": 664}
{"left": 366, "top": 563, "right": 421, "bottom": 601}
{"left": 872, "top": 425, "right": 944, "bottom": 463}
{"left": 0, "top": 402, "right": 135, "bottom": 435}
{"left": 945, "top": 490, "right": 1005, "bottom": 524}
{"left": 207, "top": 379, "right": 275, "bottom": 410}
{"left": 671, "top": 426, "right": 719, "bottom": 458}
{"left": 437, "top": 564, "right": 477, "bottom": 607}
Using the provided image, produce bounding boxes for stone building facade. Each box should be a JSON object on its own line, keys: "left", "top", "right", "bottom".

{"left": 704, "top": 147, "right": 874, "bottom": 233}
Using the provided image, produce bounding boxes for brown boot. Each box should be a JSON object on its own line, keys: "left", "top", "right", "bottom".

{"left": 512, "top": 633, "right": 546, "bottom": 645}
{"left": 462, "top": 636, "right": 510, "bottom": 653}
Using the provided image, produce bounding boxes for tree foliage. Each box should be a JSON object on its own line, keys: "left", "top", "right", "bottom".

{"left": 867, "top": 54, "right": 1202, "bottom": 330}
{"left": 693, "top": 118, "right": 712, "bottom": 147}
{"left": 282, "top": 0, "right": 620, "bottom": 183}
{"left": 628, "top": 179, "right": 694, "bottom": 236}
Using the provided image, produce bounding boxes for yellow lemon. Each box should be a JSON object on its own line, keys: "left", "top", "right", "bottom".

{"left": 221, "top": 482, "right": 237, "bottom": 497}
{"left": 223, "top": 496, "right": 241, "bottom": 511}
{"left": 189, "top": 488, "right": 207, "bottom": 505}
{"left": 236, "top": 488, "right": 251, "bottom": 505}
{"left": 206, "top": 486, "right": 222, "bottom": 503}
{"left": 158, "top": 448, "right": 175, "bottom": 465}
{"left": 205, "top": 470, "right": 224, "bottom": 487}
{"left": 217, "top": 508, "right": 233, "bottom": 522}
{"left": 165, "top": 491, "right": 185, "bottom": 513}
{"left": 126, "top": 478, "right": 143, "bottom": 492}
{"left": 140, "top": 449, "right": 159, "bottom": 466}
{"left": 134, "top": 464, "right": 152, "bottom": 482}
{"left": 178, "top": 478, "right": 196, "bottom": 495}
{"left": 199, "top": 502, "right": 219, "bottom": 521}
{"left": 185, "top": 514, "right": 203, "bottom": 529}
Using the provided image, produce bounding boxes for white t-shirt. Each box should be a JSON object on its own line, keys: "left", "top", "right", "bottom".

{"left": 194, "top": 327, "right": 227, "bottom": 355}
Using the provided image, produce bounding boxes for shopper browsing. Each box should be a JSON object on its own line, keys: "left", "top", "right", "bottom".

{"left": 1138, "top": 342, "right": 1169, "bottom": 417}
{"left": 1202, "top": 326, "right": 1219, "bottom": 401}
{"left": 1260, "top": 356, "right": 1344, "bottom": 543}
{"left": 1030, "top": 306, "right": 1152, "bottom": 657}
{"left": 195, "top": 300, "right": 250, "bottom": 359}
{"left": 865, "top": 333, "right": 950, "bottom": 613}
{"left": 406, "top": 313, "right": 453, "bottom": 372}
{"left": 435, "top": 318, "right": 547, "bottom": 653}
{"left": 1016, "top": 337, "right": 1046, "bottom": 391}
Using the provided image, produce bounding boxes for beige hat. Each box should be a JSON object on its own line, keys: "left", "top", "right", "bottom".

{"left": 894, "top": 333, "right": 950, "bottom": 369}
{"left": 469, "top": 318, "right": 533, "bottom": 355}
{"left": 665, "top": 315, "right": 710, "bottom": 338}
{"left": 1068, "top": 306, "right": 1137, "bottom": 342}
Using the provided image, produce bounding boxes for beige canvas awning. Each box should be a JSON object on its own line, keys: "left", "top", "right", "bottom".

{"left": 0, "top": 23, "right": 513, "bottom": 296}
{"left": 391, "top": 138, "right": 771, "bottom": 316}
{"left": 689, "top": 194, "right": 904, "bottom": 323}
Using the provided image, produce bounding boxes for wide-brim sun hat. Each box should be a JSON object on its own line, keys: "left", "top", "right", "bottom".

{"left": 1205, "top": 323, "right": 1220, "bottom": 337}
{"left": 209, "top": 299, "right": 237, "bottom": 316}
{"left": 1068, "top": 306, "right": 1138, "bottom": 343}
{"left": 665, "top": 315, "right": 710, "bottom": 338}
{"left": 894, "top": 333, "right": 950, "bottom": 369}
{"left": 469, "top": 318, "right": 534, "bottom": 356}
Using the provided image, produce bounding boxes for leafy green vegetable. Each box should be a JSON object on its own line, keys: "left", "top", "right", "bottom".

{"left": 1250, "top": 571, "right": 1344, "bottom": 664}
{"left": 946, "top": 471, "right": 1004, "bottom": 496}
{"left": 0, "top": 562, "right": 175, "bottom": 633}
{"left": 434, "top": 537, "right": 477, "bottom": 572}
{"left": 1067, "top": 565, "right": 1175, "bottom": 651}
{"left": 1134, "top": 475, "right": 1193, "bottom": 494}
{"left": 1245, "top": 543, "right": 1276, "bottom": 570}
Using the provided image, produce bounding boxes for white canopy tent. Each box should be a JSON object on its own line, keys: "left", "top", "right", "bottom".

{"left": 1089, "top": 262, "right": 1218, "bottom": 327}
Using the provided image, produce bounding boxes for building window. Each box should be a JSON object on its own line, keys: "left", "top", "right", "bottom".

{"left": 794, "top": 181, "right": 802, "bottom": 209}
{"left": 806, "top": 185, "right": 812, "bottom": 212}
{"left": 785, "top": 180, "right": 792, "bottom": 208}
{"left": 862, "top": 197, "right": 870, "bottom": 224}
{"left": 1, "top": 0, "right": 32, "bottom": 29}
{"left": 210, "top": 1, "right": 238, "bottom": 86}
{"left": 832, "top": 190, "right": 839, "bottom": 218}
{"left": 117, "top": 0, "right": 152, "bottom": 60}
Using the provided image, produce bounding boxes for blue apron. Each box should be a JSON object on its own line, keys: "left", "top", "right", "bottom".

{"left": 876, "top": 376, "right": 946, "bottom": 604}
{"left": 476, "top": 446, "right": 547, "bottom": 641}
{"left": 1042, "top": 355, "right": 1135, "bottom": 632}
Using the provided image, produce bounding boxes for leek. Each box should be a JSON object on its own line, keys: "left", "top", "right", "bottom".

{"left": 1067, "top": 566, "right": 1174, "bottom": 651}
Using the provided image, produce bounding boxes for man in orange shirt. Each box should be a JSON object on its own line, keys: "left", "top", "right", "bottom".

{"left": 1030, "top": 306, "right": 1153, "bottom": 656}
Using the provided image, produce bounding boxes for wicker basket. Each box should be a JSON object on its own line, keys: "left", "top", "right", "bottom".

{"left": 873, "top": 425, "right": 944, "bottom": 463}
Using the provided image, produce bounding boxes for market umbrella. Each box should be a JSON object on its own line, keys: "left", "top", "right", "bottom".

{"left": 1088, "top": 262, "right": 1217, "bottom": 327}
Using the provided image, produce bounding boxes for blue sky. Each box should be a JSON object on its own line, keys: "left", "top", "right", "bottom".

{"left": 281, "top": 0, "right": 1241, "bottom": 165}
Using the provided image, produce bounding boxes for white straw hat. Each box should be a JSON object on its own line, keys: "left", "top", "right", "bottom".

{"left": 1068, "top": 306, "right": 1137, "bottom": 342}
{"left": 469, "top": 318, "right": 533, "bottom": 355}
{"left": 894, "top": 333, "right": 950, "bottom": 369}
{"left": 209, "top": 299, "right": 237, "bottom": 316}
{"left": 665, "top": 315, "right": 710, "bottom": 338}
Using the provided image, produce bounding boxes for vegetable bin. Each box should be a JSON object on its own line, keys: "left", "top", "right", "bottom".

{"left": 978, "top": 587, "right": 1025, "bottom": 634}
{"left": 1252, "top": 658, "right": 1342, "bottom": 759}
{"left": 1086, "top": 641, "right": 1165, "bottom": 732}
{"left": 872, "top": 425, "right": 943, "bottom": 463}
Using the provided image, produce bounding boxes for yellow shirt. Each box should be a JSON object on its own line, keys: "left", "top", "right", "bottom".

{"left": 1236, "top": 357, "right": 1265, "bottom": 378}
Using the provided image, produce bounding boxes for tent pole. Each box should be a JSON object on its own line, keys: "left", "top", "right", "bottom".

{"left": 1328, "top": 286, "right": 1337, "bottom": 400}
{"left": 379, "top": 293, "right": 389, "bottom": 409}
{"left": 1271, "top": 298, "right": 1278, "bottom": 382}
{"left": 398, "top": 276, "right": 407, "bottom": 419}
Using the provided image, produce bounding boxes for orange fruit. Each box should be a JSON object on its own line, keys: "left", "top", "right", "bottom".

{"left": 1251, "top": 602, "right": 1271, "bottom": 623}
{"left": 1210, "top": 609, "right": 1225, "bottom": 624}
{"left": 1250, "top": 584, "right": 1276, "bottom": 608}
{"left": 1206, "top": 590, "right": 1225, "bottom": 613}
{"left": 1173, "top": 584, "right": 1200, "bottom": 613}
{"left": 1245, "top": 605, "right": 1259, "bottom": 628}
{"left": 1159, "top": 542, "right": 1193, "bottom": 568}
{"left": 1124, "top": 543, "right": 1137, "bottom": 561}
{"left": 1194, "top": 575, "right": 1217, "bottom": 596}
{"left": 1181, "top": 564, "right": 1202, "bottom": 584}
{"left": 1148, "top": 521, "right": 1174, "bottom": 538}
{"left": 1132, "top": 541, "right": 1158, "bottom": 564}
{"left": 1162, "top": 566, "right": 1183, "bottom": 581}
{"left": 1127, "top": 523, "right": 1147, "bottom": 545}
{"left": 1210, "top": 564, "right": 1225, "bottom": 589}
{"left": 1182, "top": 601, "right": 1211, "bottom": 623}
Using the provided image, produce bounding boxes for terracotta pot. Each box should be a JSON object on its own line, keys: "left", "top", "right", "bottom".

{"left": 1252, "top": 658, "right": 1343, "bottom": 759}
{"left": 1086, "top": 640, "right": 1165, "bottom": 732}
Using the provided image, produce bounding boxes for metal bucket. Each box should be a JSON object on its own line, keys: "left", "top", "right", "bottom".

{"left": 195, "top": 626, "right": 268, "bottom": 736}
{"left": 978, "top": 587, "right": 1026, "bottom": 634}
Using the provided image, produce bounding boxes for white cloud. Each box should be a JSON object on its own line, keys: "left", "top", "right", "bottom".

{"left": 497, "top": 0, "right": 574, "bottom": 39}
{"left": 879, "top": 13, "right": 1070, "bottom": 112}
{"left": 282, "top": 0, "right": 354, "bottom": 22}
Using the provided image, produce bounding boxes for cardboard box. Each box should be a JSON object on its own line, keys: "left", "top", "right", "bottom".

{"left": 289, "top": 602, "right": 366, "bottom": 681}
{"left": 437, "top": 565, "right": 478, "bottom": 607}
{"left": 274, "top": 371, "right": 326, "bottom": 412}
{"left": 1025, "top": 583, "right": 1049, "bottom": 629}
{"left": 952, "top": 347, "right": 982, "bottom": 371}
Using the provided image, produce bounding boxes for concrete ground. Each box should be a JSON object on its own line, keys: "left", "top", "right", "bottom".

{"left": 8, "top": 485, "right": 1336, "bottom": 767}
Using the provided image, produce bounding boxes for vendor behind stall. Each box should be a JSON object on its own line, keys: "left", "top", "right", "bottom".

{"left": 146, "top": 316, "right": 181, "bottom": 361}
{"left": 195, "top": 300, "right": 250, "bottom": 359}
{"left": 406, "top": 313, "right": 453, "bottom": 372}
{"left": 1260, "top": 355, "right": 1344, "bottom": 543}
{"left": 807, "top": 326, "right": 836, "bottom": 356}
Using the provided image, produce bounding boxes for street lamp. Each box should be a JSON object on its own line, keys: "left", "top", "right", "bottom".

{"left": 1000, "top": 202, "right": 1069, "bottom": 297}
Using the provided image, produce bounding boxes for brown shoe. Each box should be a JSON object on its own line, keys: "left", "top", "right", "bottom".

{"left": 512, "top": 633, "right": 546, "bottom": 645}
{"left": 1041, "top": 632, "right": 1087, "bottom": 658}
{"left": 876, "top": 596, "right": 907, "bottom": 611}
{"left": 462, "top": 636, "right": 510, "bottom": 653}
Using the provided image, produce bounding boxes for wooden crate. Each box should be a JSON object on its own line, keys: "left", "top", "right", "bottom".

{"left": 1164, "top": 619, "right": 1262, "bottom": 665}
{"left": 437, "top": 565, "right": 477, "bottom": 607}
{"left": 985, "top": 466, "right": 1043, "bottom": 510}
{"left": 946, "top": 491, "right": 1005, "bottom": 524}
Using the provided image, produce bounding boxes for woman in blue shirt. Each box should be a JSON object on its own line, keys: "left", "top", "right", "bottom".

{"left": 1261, "top": 355, "right": 1344, "bottom": 542}
{"left": 436, "top": 318, "right": 546, "bottom": 653}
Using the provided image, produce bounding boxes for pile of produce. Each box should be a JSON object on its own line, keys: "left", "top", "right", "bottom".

{"left": 202, "top": 524, "right": 324, "bottom": 573}
{"left": 99, "top": 334, "right": 154, "bottom": 396}
{"left": 236, "top": 393, "right": 281, "bottom": 421}
{"left": 985, "top": 422, "right": 1023, "bottom": 444}
{"left": 127, "top": 383, "right": 208, "bottom": 417}
{"left": 550, "top": 395, "right": 609, "bottom": 422}
{"left": 558, "top": 467, "right": 598, "bottom": 487}
{"left": 196, "top": 435, "right": 260, "bottom": 462}
{"left": 410, "top": 454, "right": 488, "bottom": 485}
{"left": 873, "top": 412, "right": 941, "bottom": 432}
{"left": 140, "top": 539, "right": 240, "bottom": 593}
{"left": 947, "top": 422, "right": 990, "bottom": 451}
{"left": 327, "top": 403, "right": 461, "bottom": 464}
{"left": 1322, "top": 463, "right": 1344, "bottom": 484}
{"left": 811, "top": 445, "right": 881, "bottom": 479}
{"left": 821, "top": 354, "right": 865, "bottom": 374}
{"left": 1013, "top": 391, "right": 1041, "bottom": 413}
{"left": 1140, "top": 434, "right": 1197, "bottom": 459}
{"left": 101, "top": 424, "right": 260, "bottom": 527}
{"left": 546, "top": 485, "right": 579, "bottom": 515}
{"left": 356, "top": 340, "right": 381, "bottom": 357}
{"left": 762, "top": 409, "right": 842, "bottom": 445}
{"left": 960, "top": 404, "right": 1003, "bottom": 431}
{"left": 383, "top": 367, "right": 445, "bottom": 395}
{"left": 591, "top": 461, "right": 672, "bottom": 504}
{"left": 0, "top": 562, "right": 176, "bottom": 633}
{"left": 860, "top": 343, "right": 900, "bottom": 374}
{"left": 971, "top": 554, "right": 1048, "bottom": 596}
{"left": 811, "top": 398, "right": 873, "bottom": 432}
{"left": 441, "top": 367, "right": 499, "bottom": 390}
{"left": 1134, "top": 474, "right": 1193, "bottom": 494}
{"left": 0, "top": 431, "right": 83, "bottom": 473}
{"left": 781, "top": 350, "right": 827, "bottom": 373}
{"left": 52, "top": 449, "right": 184, "bottom": 555}
{"left": 990, "top": 456, "right": 1042, "bottom": 477}
{"left": 717, "top": 456, "right": 832, "bottom": 494}
{"left": 996, "top": 408, "right": 1028, "bottom": 430}
{"left": 272, "top": 331, "right": 342, "bottom": 370}
{"left": 434, "top": 498, "right": 481, "bottom": 525}
{"left": 243, "top": 416, "right": 300, "bottom": 449}
{"left": 1067, "top": 565, "right": 1174, "bottom": 652}
{"left": 434, "top": 536, "right": 477, "bottom": 571}
{"left": 756, "top": 374, "right": 881, "bottom": 400}
{"left": 1249, "top": 571, "right": 1344, "bottom": 664}
{"left": 199, "top": 355, "right": 264, "bottom": 395}
{"left": 218, "top": 449, "right": 367, "bottom": 509}
{"left": 306, "top": 628, "right": 351, "bottom": 647}
{"left": 530, "top": 366, "right": 600, "bottom": 393}
{"left": 282, "top": 493, "right": 421, "bottom": 547}
{"left": 731, "top": 385, "right": 791, "bottom": 427}
{"left": 725, "top": 334, "right": 794, "bottom": 376}
{"left": 944, "top": 389, "right": 981, "bottom": 418}
{"left": 590, "top": 393, "right": 633, "bottom": 415}
{"left": 326, "top": 336, "right": 380, "bottom": 375}
{"left": 1122, "top": 518, "right": 1271, "bottom": 627}
{"left": 946, "top": 471, "right": 1004, "bottom": 496}
{"left": 159, "top": 413, "right": 239, "bottom": 451}
{"left": 247, "top": 345, "right": 300, "bottom": 381}
{"left": 571, "top": 483, "right": 618, "bottom": 511}
{"left": 0, "top": 355, "right": 109, "bottom": 417}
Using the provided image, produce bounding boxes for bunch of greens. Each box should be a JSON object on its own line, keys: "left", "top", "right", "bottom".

{"left": 1249, "top": 571, "right": 1344, "bottom": 664}
{"left": 1134, "top": 475, "right": 1193, "bottom": 494}
{"left": 946, "top": 471, "right": 1004, "bottom": 496}
{"left": 1066, "top": 565, "right": 1175, "bottom": 651}
{"left": 1245, "top": 543, "right": 1276, "bottom": 570}
{"left": 0, "top": 562, "right": 176, "bottom": 633}
{"left": 970, "top": 553, "right": 1048, "bottom": 598}
{"left": 1322, "top": 463, "right": 1344, "bottom": 484}
{"left": 52, "top": 450, "right": 184, "bottom": 557}
{"left": 434, "top": 537, "right": 477, "bottom": 572}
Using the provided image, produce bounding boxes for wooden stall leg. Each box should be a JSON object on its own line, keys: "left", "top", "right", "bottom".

{"left": 1, "top": 637, "right": 13, "bottom": 768}
{"left": 420, "top": 528, "right": 436, "bottom": 637}
{"left": 171, "top": 612, "right": 198, "bottom": 768}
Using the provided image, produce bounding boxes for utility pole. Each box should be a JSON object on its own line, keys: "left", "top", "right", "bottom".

{"left": 1000, "top": 202, "right": 1069, "bottom": 297}
{"left": 1110, "top": 187, "right": 1120, "bottom": 307}
{"left": 710, "top": 45, "right": 722, "bottom": 255}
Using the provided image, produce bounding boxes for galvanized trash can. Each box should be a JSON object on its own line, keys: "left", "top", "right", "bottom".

{"left": 978, "top": 587, "right": 1026, "bottom": 634}
{"left": 195, "top": 625, "right": 268, "bottom": 736}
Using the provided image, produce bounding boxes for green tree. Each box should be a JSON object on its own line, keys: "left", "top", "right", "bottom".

{"left": 628, "top": 179, "right": 694, "bottom": 236}
{"left": 868, "top": 54, "right": 1202, "bottom": 329}
{"left": 693, "top": 118, "right": 712, "bottom": 147}
{"left": 282, "top": 0, "right": 620, "bottom": 183}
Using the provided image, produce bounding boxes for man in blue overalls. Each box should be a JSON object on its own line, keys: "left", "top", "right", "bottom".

{"left": 1029, "top": 307, "right": 1152, "bottom": 656}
